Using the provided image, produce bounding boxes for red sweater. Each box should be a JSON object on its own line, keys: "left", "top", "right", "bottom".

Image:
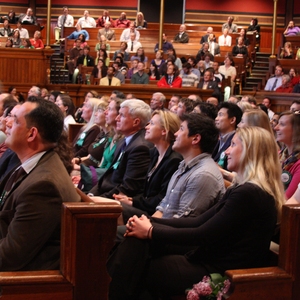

{"left": 157, "top": 76, "right": 182, "bottom": 88}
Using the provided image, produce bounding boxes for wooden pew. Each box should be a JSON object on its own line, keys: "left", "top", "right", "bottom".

{"left": 224, "top": 204, "right": 300, "bottom": 300}
{"left": 0, "top": 199, "right": 122, "bottom": 300}
{"left": 268, "top": 58, "right": 300, "bottom": 76}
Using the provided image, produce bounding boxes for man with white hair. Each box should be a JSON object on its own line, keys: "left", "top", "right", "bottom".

{"left": 90, "top": 99, "right": 152, "bottom": 199}
{"left": 97, "top": 21, "right": 115, "bottom": 40}
{"left": 76, "top": 10, "right": 96, "bottom": 28}
{"left": 172, "top": 24, "right": 189, "bottom": 43}
{"left": 28, "top": 86, "right": 41, "bottom": 98}
{"left": 150, "top": 92, "right": 166, "bottom": 111}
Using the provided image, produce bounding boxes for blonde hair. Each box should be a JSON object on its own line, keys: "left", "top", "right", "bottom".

{"left": 135, "top": 12, "right": 145, "bottom": 27}
{"left": 235, "top": 127, "right": 285, "bottom": 220}
{"left": 152, "top": 110, "right": 180, "bottom": 142}
{"left": 82, "top": 97, "right": 102, "bottom": 132}
{"left": 237, "top": 101, "right": 253, "bottom": 112}
{"left": 242, "top": 109, "right": 273, "bottom": 134}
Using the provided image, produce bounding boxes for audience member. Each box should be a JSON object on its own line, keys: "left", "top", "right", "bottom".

{"left": 212, "top": 102, "right": 242, "bottom": 170}
{"left": 279, "top": 42, "right": 293, "bottom": 59}
{"left": 130, "top": 62, "right": 149, "bottom": 84}
{"left": 289, "top": 68, "right": 300, "bottom": 86}
{"left": 176, "top": 98, "right": 194, "bottom": 117}
{"left": 168, "top": 95, "right": 181, "bottom": 110}
{"left": 76, "top": 10, "right": 96, "bottom": 28}
{"left": 148, "top": 63, "right": 161, "bottom": 80}
{"left": 15, "top": 21, "right": 29, "bottom": 39}
{"left": 218, "top": 28, "right": 232, "bottom": 46}
{"left": 112, "top": 62, "right": 125, "bottom": 83}
{"left": 150, "top": 93, "right": 166, "bottom": 111}
{"left": 261, "top": 97, "right": 275, "bottom": 120}
{"left": 222, "top": 16, "right": 238, "bottom": 33}
{"left": 0, "top": 19, "right": 14, "bottom": 37}
{"left": 115, "top": 12, "right": 130, "bottom": 28}
{"left": 73, "top": 97, "right": 101, "bottom": 158}
{"left": 172, "top": 24, "right": 189, "bottom": 43}
{"left": 180, "top": 63, "right": 199, "bottom": 87}
{"left": 0, "top": 98, "right": 80, "bottom": 271}
{"left": 113, "top": 42, "right": 130, "bottom": 61}
{"left": 290, "top": 100, "right": 300, "bottom": 112}
{"left": 198, "top": 70, "right": 219, "bottom": 93}
{"left": 157, "top": 64, "right": 182, "bottom": 88}
{"left": 130, "top": 47, "right": 148, "bottom": 67}
{"left": 120, "top": 22, "right": 140, "bottom": 42}
{"left": 92, "top": 58, "right": 108, "bottom": 81}
{"left": 232, "top": 37, "right": 248, "bottom": 58}
{"left": 200, "top": 26, "right": 213, "bottom": 43}
{"left": 208, "top": 33, "right": 220, "bottom": 56}
{"left": 134, "top": 12, "right": 147, "bottom": 29}
{"left": 66, "top": 23, "right": 89, "bottom": 41}
{"left": 30, "top": 31, "right": 44, "bottom": 49}
{"left": 54, "top": 6, "right": 74, "bottom": 43}
{"left": 96, "top": 10, "right": 114, "bottom": 28}
{"left": 126, "top": 33, "right": 142, "bottom": 53}
{"left": 154, "top": 33, "right": 173, "bottom": 53}
{"left": 283, "top": 20, "right": 300, "bottom": 36}
{"left": 18, "top": 8, "right": 37, "bottom": 25}
{"left": 275, "top": 111, "right": 300, "bottom": 198}
{"left": 89, "top": 99, "right": 152, "bottom": 199}
{"left": 11, "top": 30, "right": 21, "bottom": 47}
{"left": 100, "top": 66, "right": 121, "bottom": 86}
{"left": 236, "top": 28, "right": 250, "bottom": 46}
{"left": 193, "top": 102, "right": 218, "bottom": 120}
{"left": 264, "top": 65, "right": 283, "bottom": 91}
{"left": 108, "top": 125, "right": 285, "bottom": 300}
{"left": 275, "top": 74, "right": 293, "bottom": 93}
{"left": 55, "top": 94, "right": 76, "bottom": 131}
{"left": 115, "top": 110, "right": 181, "bottom": 223}
{"left": 97, "top": 21, "right": 115, "bottom": 41}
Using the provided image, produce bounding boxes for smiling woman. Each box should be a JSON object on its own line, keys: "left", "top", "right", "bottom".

{"left": 107, "top": 127, "right": 285, "bottom": 299}
{"left": 275, "top": 111, "right": 300, "bottom": 198}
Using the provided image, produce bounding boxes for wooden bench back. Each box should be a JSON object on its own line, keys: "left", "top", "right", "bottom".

{"left": 0, "top": 196, "right": 122, "bottom": 300}
{"left": 225, "top": 204, "right": 300, "bottom": 300}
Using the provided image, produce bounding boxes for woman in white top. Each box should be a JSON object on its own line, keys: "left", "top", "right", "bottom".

{"left": 218, "top": 55, "right": 236, "bottom": 91}
{"left": 55, "top": 94, "right": 76, "bottom": 132}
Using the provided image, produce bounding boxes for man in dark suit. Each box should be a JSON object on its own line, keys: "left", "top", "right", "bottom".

{"left": 172, "top": 24, "right": 189, "bottom": 43}
{"left": 90, "top": 99, "right": 152, "bottom": 199}
{"left": 0, "top": 97, "right": 80, "bottom": 271}
{"left": 198, "top": 70, "right": 219, "bottom": 92}
{"left": 73, "top": 45, "right": 94, "bottom": 83}
{"left": 212, "top": 102, "right": 242, "bottom": 170}
{"left": 200, "top": 26, "right": 213, "bottom": 44}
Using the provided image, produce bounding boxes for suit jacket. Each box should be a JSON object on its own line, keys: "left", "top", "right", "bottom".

{"left": 131, "top": 145, "right": 182, "bottom": 215}
{"left": 0, "top": 27, "right": 14, "bottom": 37}
{"left": 0, "top": 149, "right": 20, "bottom": 183}
{"left": 0, "top": 150, "right": 80, "bottom": 271}
{"left": 76, "top": 54, "right": 94, "bottom": 67}
{"left": 18, "top": 14, "right": 37, "bottom": 25}
{"left": 90, "top": 129, "right": 152, "bottom": 198}
{"left": 173, "top": 32, "right": 189, "bottom": 43}
{"left": 209, "top": 42, "right": 220, "bottom": 56}
{"left": 198, "top": 80, "right": 219, "bottom": 91}
{"left": 100, "top": 76, "right": 121, "bottom": 86}
{"left": 212, "top": 132, "right": 235, "bottom": 170}
{"left": 97, "top": 28, "right": 115, "bottom": 41}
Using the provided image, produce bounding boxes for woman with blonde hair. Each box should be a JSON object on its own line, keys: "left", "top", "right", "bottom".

{"left": 73, "top": 97, "right": 103, "bottom": 158}
{"left": 275, "top": 110, "right": 300, "bottom": 198}
{"left": 114, "top": 109, "right": 182, "bottom": 223}
{"left": 280, "top": 42, "right": 293, "bottom": 59}
{"left": 107, "top": 127, "right": 285, "bottom": 299}
{"left": 238, "top": 109, "right": 273, "bottom": 134}
{"left": 134, "top": 12, "right": 147, "bottom": 29}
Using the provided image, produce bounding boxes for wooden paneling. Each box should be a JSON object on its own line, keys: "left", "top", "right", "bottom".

{"left": 0, "top": 48, "right": 53, "bottom": 86}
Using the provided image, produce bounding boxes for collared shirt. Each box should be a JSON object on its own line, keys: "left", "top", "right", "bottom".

{"left": 22, "top": 151, "right": 47, "bottom": 174}
{"left": 264, "top": 76, "right": 282, "bottom": 91}
{"left": 57, "top": 14, "right": 74, "bottom": 28}
{"left": 16, "top": 28, "right": 29, "bottom": 39}
{"left": 130, "top": 72, "right": 149, "bottom": 84}
{"left": 120, "top": 28, "right": 140, "bottom": 42}
{"left": 156, "top": 153, "right": 225, "bottom": 218}
{"left": 77, "top": 16, "right": 96, "bottom": 28}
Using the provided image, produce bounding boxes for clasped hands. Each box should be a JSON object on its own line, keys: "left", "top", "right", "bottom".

{"left": 125, "top": 214, "right": 153, "bottom": 239}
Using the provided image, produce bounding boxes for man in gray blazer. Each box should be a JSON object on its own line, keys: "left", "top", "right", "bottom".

{"left": 0, "top": 97, "right": 80, "bottom": 271}
{"left": 97, "top": 21, "right": 116, "bottom": 41}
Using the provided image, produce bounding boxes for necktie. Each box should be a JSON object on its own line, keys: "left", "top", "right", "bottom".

{"left": 83, "top": 56, "right": 87, "bottom": 66}
{"left": 168, "top": 76, "right": 173, "bottom": 85}
{"left": 271, "top": 78, "right": 278, "bottom": 91}
{"left": 61, "top": 15, "right": 66, "bottom": 27}
{"left": 1, "top": 166, "right": 26, "bottom": 205}
{"left": 131, "top": 42, "right": 133, "bottom": 51}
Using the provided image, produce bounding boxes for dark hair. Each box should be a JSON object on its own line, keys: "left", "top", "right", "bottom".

{"left": 179, "top": 98, "right": 194, "bottom": 114}
{"left": 4, "top": 101, "right": 18, "bottom": 117}
{"left": 168, "top": 48, "right": 177, "bottom": 59}
{"left": 257, "top": 104, "right": 268, "bottom": 115}
{"left": 112, "top": 90, "right": 126, "bottom": 99}
{"left": 59, "top": 94, "right": 75, "bottom": 117}
{"left": 79, "top": 34, "right": 86, "bottom": 43}
{"left": 3, "top": 96, "right": 18, "bottom": 111}
{"left": 8, "top": 86, "right": 15, "bottom": 93}
{"left": 99, "top": 48, "right": 108, "bottom": 61}
{"left": 120, "top": 42, "right": 128, "bottom": 50}
{"left": 218, "top": 102, "right": 243, "bottom": 128}
{"left": 195, "top": 102, "right": 218, "bottom": 120}
{"left": 182, "top": 62, "right": 192, "bottom": 69}
{"left": 25, "top": 97, "right": 64, "bottom": 144}
{"left": 180, "top": 113, "right": 219, "bottom": 153}
{"left": 136, "top": 47, "right": 145, "bottom": 62}
{"left": 148, "top": 63, "right": 160, "bottom": 80}
{"left": 188, "top": 56, "right": 197, "bottom": 67}
{"left": 49, "top": 90, "right": 61, "bottom": 102}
